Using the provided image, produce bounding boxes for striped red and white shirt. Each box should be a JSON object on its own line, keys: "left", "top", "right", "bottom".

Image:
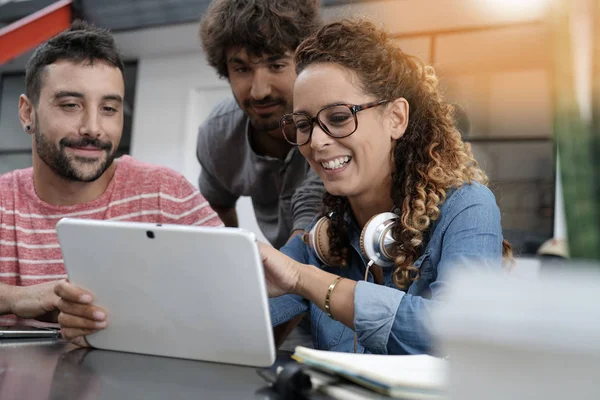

{"left": 0, "top": 156, "right": 222, "bottom": 324}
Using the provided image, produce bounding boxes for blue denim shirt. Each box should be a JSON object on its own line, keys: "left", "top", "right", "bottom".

{"left": 269, "top": 182, "right": 503, "bottom": 355}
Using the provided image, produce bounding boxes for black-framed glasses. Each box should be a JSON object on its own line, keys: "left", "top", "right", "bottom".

{"left": 280, "top": 100, "right": 390, "bottom": 146}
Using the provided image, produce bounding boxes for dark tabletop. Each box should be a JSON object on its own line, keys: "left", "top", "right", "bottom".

{"left": 0, "top": 338, "right": 322, "bottom": 400}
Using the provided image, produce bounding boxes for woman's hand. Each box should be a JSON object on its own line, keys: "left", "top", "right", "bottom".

{"left": 258, "top": 242, "right": 303, "bottom": 297}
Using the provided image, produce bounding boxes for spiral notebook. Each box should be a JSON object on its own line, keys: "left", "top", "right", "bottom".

{"left": 292, "top": 346, "right": 446, "bottom": 399}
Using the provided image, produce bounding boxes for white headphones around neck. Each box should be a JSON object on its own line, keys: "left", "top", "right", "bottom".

{"left": 305, "top": 211, "right": 399, "bottom": 268}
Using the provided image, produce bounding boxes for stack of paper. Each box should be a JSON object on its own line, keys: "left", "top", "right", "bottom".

{"left": 292, "top": 346, "right": 446, "bottom": 399}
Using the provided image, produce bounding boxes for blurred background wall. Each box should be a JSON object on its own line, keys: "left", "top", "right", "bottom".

{"left": 0, "top": 0, "right": 555, "bottom": 256}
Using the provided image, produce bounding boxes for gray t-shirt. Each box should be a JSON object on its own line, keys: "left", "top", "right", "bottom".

{"left": 196, "top": 98, "right": 325, "bottom": 249}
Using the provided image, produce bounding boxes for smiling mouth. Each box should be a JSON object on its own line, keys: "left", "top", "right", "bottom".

{"left": 67, "top": 145, "right": 105, "bottom": 156}
{"left": 320, "top": 156, "right": 352, "bottom": 170}
{"left": 252, "top": 103, "right": 281, "bottom": 111}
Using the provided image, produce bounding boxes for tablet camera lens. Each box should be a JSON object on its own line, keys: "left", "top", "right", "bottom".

{"left": 146, "top": 231, "right": 155, "bottom": 239}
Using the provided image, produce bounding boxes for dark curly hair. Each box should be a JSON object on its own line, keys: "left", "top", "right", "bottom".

{"left": 199, "top": 0, "right": 321, "bottom": 79}
{"left": 296, "top": 20, "right": 513, "bottom": 289}
{"left": 25, "top": 20, "right": 123, "bottom": 106}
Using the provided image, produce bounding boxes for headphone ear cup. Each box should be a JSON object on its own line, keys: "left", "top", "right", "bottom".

{"left": 359, "top": 213, "right": 379, "bottom": 262}
{"left": 308, "top": 217, "right": 334, "bottom": 267}
{"left": 361, "top": 212, "right": 399, "bottom": 268}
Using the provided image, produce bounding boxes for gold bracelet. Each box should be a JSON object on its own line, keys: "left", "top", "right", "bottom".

{"left": 325, "top": 276, "right": 343, "bottom": 320}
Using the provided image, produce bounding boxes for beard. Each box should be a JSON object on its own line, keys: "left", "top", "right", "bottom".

{"left": 247, "top": 112, "right": 282, "bottom": 132}
{"left": 34, "top": 123, "right": 115, "bottom": 183}
{"left": 239, "top": 95, "right": 291, "bottom": 132}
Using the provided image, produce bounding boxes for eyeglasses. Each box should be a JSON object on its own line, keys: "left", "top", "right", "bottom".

{"left": 280, "top": 100, "right": 390, "bottom": 146}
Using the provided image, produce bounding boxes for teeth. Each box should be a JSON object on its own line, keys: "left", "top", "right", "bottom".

{"left": 321, "top": 156, "right": 350, "bottom": 170}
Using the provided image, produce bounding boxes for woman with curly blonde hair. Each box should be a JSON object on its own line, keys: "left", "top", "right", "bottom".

{"left": 261, "top": 19, "right": 511, "bottom": 354}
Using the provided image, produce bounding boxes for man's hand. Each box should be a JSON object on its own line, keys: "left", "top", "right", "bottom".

{"left": 54, "top": 281, "right": 107, "bottom": 347}
{"left": 210, "top": 205, "right": 238, "bottom": 228}
{"left": 9, "top": 281, "right": 62, "bottom": 319}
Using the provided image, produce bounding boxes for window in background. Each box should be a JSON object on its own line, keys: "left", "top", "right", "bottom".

{"left": 471, "top": 140, "right": 554, "bottom": 254}
{"left": 395, "top": 23, "right": 554, "bottom": 256}
{"left": 0, "top": 72, "right": 31, "bottom": 173}
{"left": 0, "top": 61, "right": 138, "bottom": 174}
{"left": 440, "top": 70, "right": 554, "bottom": 256}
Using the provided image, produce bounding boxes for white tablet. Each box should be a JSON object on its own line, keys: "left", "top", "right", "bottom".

{"left": 56, "top": 218, "right": 276, "bottom": 367}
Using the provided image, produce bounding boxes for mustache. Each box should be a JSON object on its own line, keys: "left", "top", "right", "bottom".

{"left": 59, "top": 137, "right": 112, "bottom": 151}
{"left": 244, "top": 96, "right": 286, "bottom": 108}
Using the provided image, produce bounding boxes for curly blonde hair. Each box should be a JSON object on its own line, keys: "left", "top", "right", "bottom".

{"left": 295, "top": 20, "right": 512, "bottom": 289}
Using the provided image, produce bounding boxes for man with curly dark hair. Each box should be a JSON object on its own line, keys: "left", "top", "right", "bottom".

{"left": 196, "top": 0, "right": 325, "bottom": 249}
